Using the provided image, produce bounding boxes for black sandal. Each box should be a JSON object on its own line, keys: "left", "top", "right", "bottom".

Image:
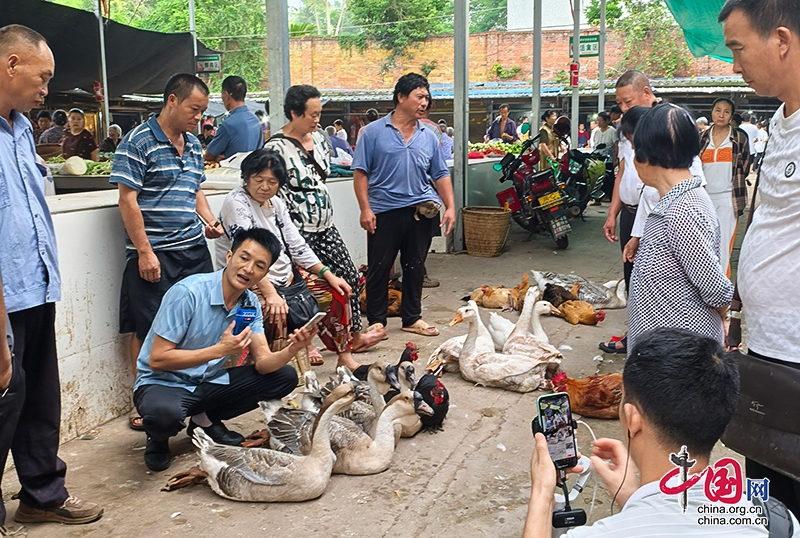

{"left": 598, "top": 337, "right": 627, "bottom": 354}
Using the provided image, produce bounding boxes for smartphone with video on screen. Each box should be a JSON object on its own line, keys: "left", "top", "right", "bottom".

{"left": 536, "top": 392, "right": 579, "bottom": 470}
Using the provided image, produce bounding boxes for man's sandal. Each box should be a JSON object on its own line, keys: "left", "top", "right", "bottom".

{"left": 401, "top": 320, "right": 440, "bottom": 337}
{"left": 128, "top": 408, "right": 145, "bottom": 431}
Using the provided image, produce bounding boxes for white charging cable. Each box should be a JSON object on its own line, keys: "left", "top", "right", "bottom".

{"left": 576, "top": 420, "right": 599, "bottom": 520}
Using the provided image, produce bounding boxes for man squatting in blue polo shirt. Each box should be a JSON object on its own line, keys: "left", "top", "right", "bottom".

{"left": 132, "top": 227, "right": 315, "bottom": 472}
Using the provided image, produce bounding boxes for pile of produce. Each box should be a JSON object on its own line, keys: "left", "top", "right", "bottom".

{"left": 47, "top": 156, "right": 112, "bottom": 175}
{"left": 467, "top": 141, "right": 524, "bottom": 157}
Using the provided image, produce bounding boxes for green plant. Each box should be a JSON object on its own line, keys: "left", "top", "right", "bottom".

{"left": 491, "top": 63, "right": 522, "bottom": 79}
{"left": 584, "top": 0, "right": 623, "bottom": 27}
{"left": 289, "top": 22, "right": 318, "bottom": 37}
{"left": 421, "top": 60, "right": 438, "bottom": 77}
{"left": 553, "top": 69, "right": 570, "bottom": 84}
{"left": 337, "top": 33, "right": 368, "bottom": 53}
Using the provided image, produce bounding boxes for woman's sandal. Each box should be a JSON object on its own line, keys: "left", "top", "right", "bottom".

{"left": 598, "top": 336, "right": 627, "bottom": 354}
{"left": 352, "top": 328, "right": 386, "bottom": 353}
{"left": 128, "top": 407, "right": 145, "bottom": 431}
{"left": 308, "top": 347, "right": 324, "bottom": 366}
{"left": 401, "top": 320, "right": 440, "bottom": 337}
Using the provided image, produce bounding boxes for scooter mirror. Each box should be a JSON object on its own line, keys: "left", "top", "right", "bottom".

{"left": 493, "top": 163, "right": 503, "bottom": 171}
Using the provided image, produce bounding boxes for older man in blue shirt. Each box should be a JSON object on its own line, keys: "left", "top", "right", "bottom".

{"left": 353, "top": 73, "right": 455, "bottom": 337}
{"left": 134, "top": 228, "right": 315, "bottom": 471}
{"left": 205, "top": 75, "right": 262, "bottom": 161}
{"left": 0, "top": 24, "right": 103, "bottom": 526}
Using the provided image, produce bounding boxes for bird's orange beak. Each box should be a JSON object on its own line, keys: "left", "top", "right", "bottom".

{"left": 449, "top": 311, "right": 463, "bottom": 326}
{"left": 549, "top": 305, "right": 561, "bottom": 316}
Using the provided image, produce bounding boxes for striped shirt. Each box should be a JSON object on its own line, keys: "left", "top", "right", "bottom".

{"left": 627, "top": 177, "right": 733, "bottom": 353}
{"left": 264, "top": 130, "right": 333, "bottom": 233}
{"left": 109, "top": 116, "right": 206, "bottom": 258}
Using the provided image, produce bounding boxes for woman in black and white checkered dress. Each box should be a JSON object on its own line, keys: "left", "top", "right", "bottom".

{"left": 626, "top": 104, "right": 734, "bottom": 355}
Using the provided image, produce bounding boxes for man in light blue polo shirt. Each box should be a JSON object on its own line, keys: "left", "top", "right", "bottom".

{"left": 111, "top": 74, "right": 224, "bottom": 431}
{"left": 134, "top": 228, "right": 315, "bottom": 472}
{"left": 205, "top": 75, "right": 263, "bottom": 161}
{"left": 353, "top": 73, "right": 455, "bottom": 337}
{"left": 0, "top": 24, "right": 103, "bottom": 526}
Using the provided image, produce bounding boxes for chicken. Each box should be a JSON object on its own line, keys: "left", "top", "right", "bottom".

{"left": 360, "top": 288, "right": 402, "bottom": 317}
{"left": 556, "top": 300, "right": 606, "bottom": 325}
{"left": 464, "top": 274, "right": 529, "bottom": 311}
{"left": 552, "top": 371, "right": 622, "bottom": 419}
{"left": 542, "top": 283, "right": 578, "bottom": 308}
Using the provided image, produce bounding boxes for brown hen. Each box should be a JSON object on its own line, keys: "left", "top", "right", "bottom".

{"left": 556, "top": 300, "right": 606, "bottom": 325}
{"left": 466, "top": 273, "right": 529, "bottom": 311}
{"left": 552, "top": 371, "right": 622, "bottom": 419}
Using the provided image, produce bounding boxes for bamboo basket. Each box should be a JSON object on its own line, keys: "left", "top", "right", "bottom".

{"left": 462, "top": 206, "right": 511, "bottom": 257}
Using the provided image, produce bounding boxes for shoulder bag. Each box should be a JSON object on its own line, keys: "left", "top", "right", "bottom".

{"left": 268, "top": 133, "right": 328, "bottom": 183}
{"left": 721, "top": 142, "right": 800, "bottom": 482}
{"left": 271, "top": 211, "right": 320, "bottom": 332}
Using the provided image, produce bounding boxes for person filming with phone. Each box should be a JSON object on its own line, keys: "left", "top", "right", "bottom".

{"left": 132, "top": 227, "right": 316, "bottom": 473}
{"left": 523, "top": 328, "right": 800, "bottom": 537}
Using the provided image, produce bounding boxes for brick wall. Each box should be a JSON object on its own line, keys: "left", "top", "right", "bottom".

{"left": 285, "top": 29, "right": 734, "bottom": 90}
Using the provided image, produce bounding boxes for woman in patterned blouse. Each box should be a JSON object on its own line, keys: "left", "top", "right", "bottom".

{"left": 626, "top": 103, "right": 734, "bottom": 354}
{"left": 263, "top": 85, "right": 386, "bottom": 368}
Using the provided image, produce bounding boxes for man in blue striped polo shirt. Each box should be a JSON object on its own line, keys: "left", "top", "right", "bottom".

{"left": 110, "top": 74, "right": 224, "bottom": 431}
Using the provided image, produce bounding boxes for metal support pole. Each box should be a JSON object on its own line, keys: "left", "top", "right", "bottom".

{"left": 571, "top": 0, "right": 580, "bottom": 148}
{"left": 598, "top": 0, "right": 606, "bottom": 112}
{"left": 453, "top": 0, "right": 469, "bottom": 252}
{"left": 189, "top": 0, "right": 198, "bottom": 67}
{"left": 94, "top": 0, "right": 110, "bottom": 138}
{"left": 531, "top": 0, "right": 542, "bottom": 125}
{"left": 266, "top": 0, "right": 290, "bottom": 133}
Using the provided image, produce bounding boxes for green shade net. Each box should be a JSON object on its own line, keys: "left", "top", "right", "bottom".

{"left": 663, "top": 0, "right": 733, "bottom": 62}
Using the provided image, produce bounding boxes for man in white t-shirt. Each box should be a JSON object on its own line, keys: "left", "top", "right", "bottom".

{"left": 523, "top": 328, "right": 799, "bottom": 538}
{"left": 721, "top": 0, "right": 800, "bottom": 518}
{"left": 753, "top": 122, "right": 768, "bottom": 172}
{"left": 739, "top": 112, "right": 759, "bottom": 174}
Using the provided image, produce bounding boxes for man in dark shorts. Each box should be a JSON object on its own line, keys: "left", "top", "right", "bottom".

{"left": 110, "top": 73, "right": 224, "bottom": 430}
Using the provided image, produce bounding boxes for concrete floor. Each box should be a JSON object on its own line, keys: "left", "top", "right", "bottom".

{"left": 0, "top": 205, "right": 744, "bottom": 537}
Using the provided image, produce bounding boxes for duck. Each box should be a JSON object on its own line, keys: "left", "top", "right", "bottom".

{"left": 533, "top": 270, "right": 627, "bottom": 309}
{"left": 322, "top": 362, "right": 400, "bottom": 433}
{"left": 267, "top": 391, "right": 433, "bottom": 475}
{"left": 426, "top": 335, "right": 466, "bottom": 375}
{"left": 192, "top": 383, "right": 357, "bottom": 502}
{"left": 450, "top": 301, "right": 561, "bottom": 392}
{"left": 503, "top": 288, "right": 562, "bottom": 356}
{"left": 414, "top": 373, "right": 450, "bottom": 432}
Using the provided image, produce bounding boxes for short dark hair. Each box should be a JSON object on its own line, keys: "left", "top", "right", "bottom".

{"left": 610, "top": 105, "right": 623, "bottom": 115}
{"left": 597, "top": 111, "right": 611, "bottom": 123}
{"left": 615, "top": 70, "right": 651, "bottom": 92}
{"left": 255, "top": 109, "right": 264, "bottom": 118}
{"left": 619, "top": 105, "right": 649, "bottom": 140}
{"left": 221, "top": 76, "right": 247, "bottom": 101}
{"left": 541, "top": 110, "right": 557, "bottom": 122}
{"left": 51, "top": 110, "right": 67, "bottom": 126}
{"left": 163, "top": 73, "right": 209, "bottom": 105}
{"left": 203, "top": 124, "right": 213, "bottom": 131}
{"left": 393, "top": 73, "right": 430, "bottom": 107}
{"left": 624, "top": 328, "right": 739, "bottom": 456}
{"left": 0, "top": 24, "right": 47, "bottom": 56}
{"left": 284, "top": 84, "right": 321, "bottom": 121}
{"left": 719, "top": 0, "right": 800, "bottom": 39}
{"left": 498, "top": 103, "right": 510, "bottom": 110}
{"left": 712, "top": 97, "right": 736, "bottom": 115}
{"left": 240, "top": 148, "right": 288, "bottom": 189}
{"left": 68, "top": 107, "right": 84, "bottom": 117}
{"left": 36, "top": 110, "right": 51, "bottom": 120}
{"left": 333, "top": 119, "right": 343, "bottom": 126}
{"left": 732, "top": 112, "right": 744, "bottom": 125}
{"left": 366, "top": 108, "right": 379, "bottom": 122}
{"left": 634, "top": 103, "right": 701, "bottom": 170}
{"left": 230, "top": 227, "right": 282, "bottom": 267}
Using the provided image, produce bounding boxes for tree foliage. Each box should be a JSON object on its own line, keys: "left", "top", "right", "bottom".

{"left": 585, "top": 0, "right": 692, "bottom": 79}
{"left": 345, "top": 0, "right": 449, "bottom": 68}
{"left": 50, "top": 0, "right": 267, "bottom": 89}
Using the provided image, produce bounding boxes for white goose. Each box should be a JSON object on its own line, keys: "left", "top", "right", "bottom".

{"left": 192, "top": 383, "right": 357, "bottom": 502}
{"left": 450, "top": 301, "right": 561, "bottom": 392}
{"left": 503, "top": 288, "right": 562, "bottom": 356}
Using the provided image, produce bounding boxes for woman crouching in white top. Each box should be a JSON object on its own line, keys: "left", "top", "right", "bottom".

{"left": 216, "top": 149, "right": 368, "bottom": 369}
{"left": 626, "top": 103, "right": 734, "bottom": 354}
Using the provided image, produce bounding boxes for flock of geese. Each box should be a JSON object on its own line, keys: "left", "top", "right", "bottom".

{"left": 181, "top": 270, "right": 625, "bottom": 503}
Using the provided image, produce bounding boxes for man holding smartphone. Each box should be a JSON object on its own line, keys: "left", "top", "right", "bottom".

{"left": 133, "top": 228, "right": 315, "bottom": 472}
{"left": 523, "top": 329, "right": 798, "bottom": 537}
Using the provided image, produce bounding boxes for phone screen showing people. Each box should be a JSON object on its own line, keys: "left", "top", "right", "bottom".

{"left": 537, "top": 393, "right": 578, "bottom": 469}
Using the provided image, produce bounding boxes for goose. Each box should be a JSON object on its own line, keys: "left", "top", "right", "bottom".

{"left": 386, "top": 362, "right": 423, "bottom": 438}
{"left": 503, "top": 288, "right": 562, "bottom": 356}
{"left": 192, "top": 383, "right": 357, "bottom": 502}
{"left": 318, "top": 362, "right": 400, "bottom": 433}
{"left": 267, "top": 391, "right": 433, "bottom": 475}
{"left": 450, "top": 301, "right": 561, "bottom": 392}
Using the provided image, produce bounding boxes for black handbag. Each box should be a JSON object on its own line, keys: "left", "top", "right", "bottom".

{"left": 271, "top": 212, "right": 319, "bottom": 332}
{"left": 721, "top": 141, "right": 800, "bottom": 481}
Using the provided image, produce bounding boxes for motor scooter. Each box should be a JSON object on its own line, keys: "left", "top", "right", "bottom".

{"left": 494, "top": 136, "right": 572, "bottom": 249}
